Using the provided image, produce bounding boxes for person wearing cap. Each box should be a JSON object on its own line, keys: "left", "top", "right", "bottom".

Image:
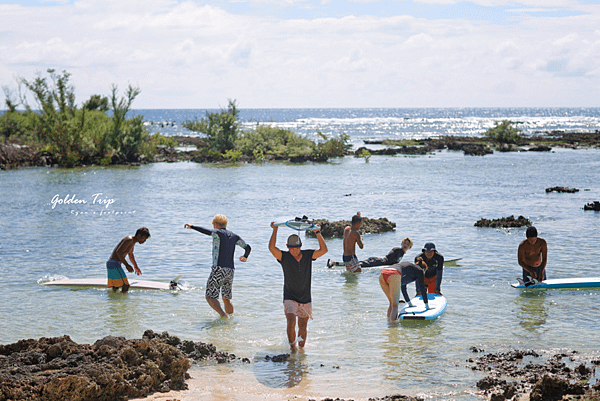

{"left": 269, "top": 221, "right": 327, "bottom": 352}
{"left": 342, "top": 212, "right": 364, "bottom": 273}
{"left": 414, "top": 242, "right": 444, "bottom": 295}
{"left": 518, "top": 226, "right": 547, "bottom": 283}
{"left": 379, "top": 258, "right": 430, "bottom": 321}
{"left": 184, "top": 215, "right": 251, "bottom": 318}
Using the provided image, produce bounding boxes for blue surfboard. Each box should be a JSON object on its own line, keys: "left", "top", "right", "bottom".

{"left": 511, "top": 277, "right": 600, "bottom": 289}
{"left": 398, "top": 293, "right": 447, "bottom": 320}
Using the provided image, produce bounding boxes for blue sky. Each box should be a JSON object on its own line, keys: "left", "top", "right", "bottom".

{"left": 1, "top": 0, "right": 599, "bottom": 108}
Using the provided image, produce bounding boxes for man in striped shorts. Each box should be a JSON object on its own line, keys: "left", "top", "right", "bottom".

{"left": 185, "top": 214, "right": 251, "bottom": 318}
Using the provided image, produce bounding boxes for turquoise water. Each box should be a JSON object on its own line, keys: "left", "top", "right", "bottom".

{"left": 2, "top": 123, "right": 600, "bottom": 399}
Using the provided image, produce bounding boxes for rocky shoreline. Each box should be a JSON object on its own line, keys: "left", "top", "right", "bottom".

{"left": 3, "top": 330, "right": 599, "bottom": 401}
{"left": 308, "top": 217, "right": 396, "bottom": 238}
{"left": 3, "top": 131, "right": 600, "bottom": 170}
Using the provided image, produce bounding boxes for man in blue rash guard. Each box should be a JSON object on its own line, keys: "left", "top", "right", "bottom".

{"left": 184, "top": 214, "right": 251, "bottom": 318}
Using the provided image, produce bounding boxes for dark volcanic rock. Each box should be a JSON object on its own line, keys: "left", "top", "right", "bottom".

{"left": 142, "top": 330, "right": 242, "bottom": 363}
{"left": 528, "top": 145, "right": 552, "bottom": 152}
{"left": 474, "top": 215, "right": 532, "bottom": 228}
{"left": 0, "top": 334, "right": 190, "bottom": 401}
{"left": 309, "top": 217, "right": 396, "bottom": 238}
{"left": 0, "top": 144, "right": 53, "bottom": 169}
{"left": 447, "top": 142, "right": 493, "bottom": 156}
{"left": 584, "top": 201, "right": 600, "bottom": 211}
{"left": 546, "top": 186, "right": 579, "bottom": 193}
{"left": 467, "top": 349, "right": 597, "bottom": 401}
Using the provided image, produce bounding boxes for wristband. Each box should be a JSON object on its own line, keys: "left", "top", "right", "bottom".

{"left": 314, "top": 230, "right": 321, "bottom": 235}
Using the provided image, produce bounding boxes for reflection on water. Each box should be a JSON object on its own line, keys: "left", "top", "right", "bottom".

{"left": 253, "top": 353, "right": 308, "bottom": 389}
{"left": 105, "top": 291, "right": 145, "bottom": 335}
{"left": 515, "top": 290, "right": 549, "bottom": 333}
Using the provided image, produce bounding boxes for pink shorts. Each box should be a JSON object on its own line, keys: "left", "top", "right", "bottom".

{"left": 283, "top": 300, "right": 313, "bottom": 320}
{"left": 380, "top": 268, "right": 401, "bottom": 284}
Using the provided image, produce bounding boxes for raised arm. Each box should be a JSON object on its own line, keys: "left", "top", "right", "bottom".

{"left": 311, "top": 225, "right": 328, "bottom": 260}
{"left": 268, "top": 222, "right": 282, "bottom": 261}
{"left": 184, "top": 223, "right": 212, "bottom": 235}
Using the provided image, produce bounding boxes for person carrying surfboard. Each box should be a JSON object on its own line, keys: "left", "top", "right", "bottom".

{"left": 414, "top": 242, "right": 444, "bottom": 295}
{"left": 107, "top": 227, "right": 150, "bottom": 293}
{"left": 184, "top": 214, "right": 251, "bottom": 318}
{"left": 269, "top": 221, "right": 327, "bottom": 353}
{"left": 518, "top": 226, "right": 547, "bottom": 284}
{"left": 342, "top": 212, "right": 364, "bottom": 273}
{"left": 379, "top": 259, "right": 429, "bottom": 321}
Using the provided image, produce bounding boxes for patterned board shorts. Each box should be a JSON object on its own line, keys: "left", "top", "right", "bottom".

{"left": 205, "top": 265, "right": 235, "bottom": 300}
{"left": 283, "top": 300, "right": 313, "bottom": 319}
{"left": 107, "top": 259, "right": 129, "bottom": 288}
{"left": 343, "top": 254, "right": 360, "bottom": 272}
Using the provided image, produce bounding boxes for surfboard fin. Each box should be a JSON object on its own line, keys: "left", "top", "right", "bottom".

{"left": 169, "top": 275, "right": 183, "bottom": 290}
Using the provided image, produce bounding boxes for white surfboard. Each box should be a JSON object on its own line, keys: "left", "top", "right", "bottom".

{"left": 274, "top": 219, "right": 316, "bottom": 231}
{"left": 445, "top": 258, "right": 462, "bottom": 266}
{"left": 511, "top": 277, "right": 600, "bottom": 289}
{"left": 43, "top": 275, "right": 183, "bottom": 291}
{"left": 398, "top": 293, "right": 447, "bottom": 320}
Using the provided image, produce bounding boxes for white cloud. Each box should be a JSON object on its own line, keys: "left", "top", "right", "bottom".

{"left": 0, "top": 0, "right": 599, "bottom": 107}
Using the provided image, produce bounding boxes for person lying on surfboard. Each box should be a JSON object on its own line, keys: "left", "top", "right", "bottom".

{"left": 379, "top": 258, "right": 429, "bottom": 321}
{"left": 327, "top": 238, "right": 413, "bottom": 268}
{"left": 342, "top": 212, "right": 364, "bottom": 273}
{"left": 518, "top": 226, "right": 547, "bottom": 285}
{"left": 107, "top": 227, "right": 150, "bottom": 293}
{"left": 185, "top": 214, "right": 251, "bottom": 318}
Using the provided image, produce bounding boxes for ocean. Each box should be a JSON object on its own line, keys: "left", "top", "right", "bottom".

{"left": 1, "top": 108, "right": 600, "bottom": 400}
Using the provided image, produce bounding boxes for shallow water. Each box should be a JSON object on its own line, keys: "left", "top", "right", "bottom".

{"left": 2, "top": 143, "right": 600, "bottom": 399}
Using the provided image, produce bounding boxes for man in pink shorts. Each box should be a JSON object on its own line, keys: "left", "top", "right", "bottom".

{"left": 269, "top": 222, "right": 327, "bottom": 352}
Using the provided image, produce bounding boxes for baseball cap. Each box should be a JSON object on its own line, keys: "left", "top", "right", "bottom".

{"left": 422, "top": 242, "right": 436, "bottom": 252}
{"left": 287, "top": 234, "right": 302, "bottom": 248}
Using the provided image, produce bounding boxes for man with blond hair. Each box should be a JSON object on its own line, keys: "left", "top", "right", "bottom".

{"left": 185, "top": 214, "right": 251, "bottom": 318}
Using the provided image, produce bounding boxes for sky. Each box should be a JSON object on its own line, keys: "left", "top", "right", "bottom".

{"left": 0, "top": 0, "right": 599, "bottom": 109}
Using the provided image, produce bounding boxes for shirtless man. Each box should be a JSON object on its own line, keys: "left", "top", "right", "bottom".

{"left": 343, "top": 212, "right": 364, "bottom": 273}
{"left": 107, "top": 227, "right": 150, "bottom": 293}
{"left": 518, "top": 226, "right": 547, "bottom": 283}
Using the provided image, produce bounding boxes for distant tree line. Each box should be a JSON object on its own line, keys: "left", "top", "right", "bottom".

{"left": 182, "top": 99, "right": 350, "bottom": 162}
{"left": 1, "top": 70, "right": 350, "bottom": 167}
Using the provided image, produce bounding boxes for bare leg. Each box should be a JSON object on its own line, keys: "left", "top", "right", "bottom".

{"left": 297, "top": 316, "right": 309, "bottom": 349}
{"left": 222, "top": 297, "right": 234, "bottom": 315}
{"left": 121, "top": 284, "right": 130, "bottom": 293}
{"left": 387, "top": 275, "right": 402, "bottom": 321}
{"left": 206, "top": 296, "right": 228, "bottom": 318}
{"left": 379, "top": 274, "right": 393, "bottom": 319}
{"left": 286, "top": 313, "right": 298, "bottom": 353}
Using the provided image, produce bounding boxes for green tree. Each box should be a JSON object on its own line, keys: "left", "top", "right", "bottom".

{"left": 484, "top": 120, "right": 522, "bottom": 144}
{"left": 83, "top": 94, "right": 109, "bottom": 112}
{"left": 183, "top": 99, "right": 240, "bottom": 153}
{"left": 109, "top": 84, "right": 145, "bottom": 160}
